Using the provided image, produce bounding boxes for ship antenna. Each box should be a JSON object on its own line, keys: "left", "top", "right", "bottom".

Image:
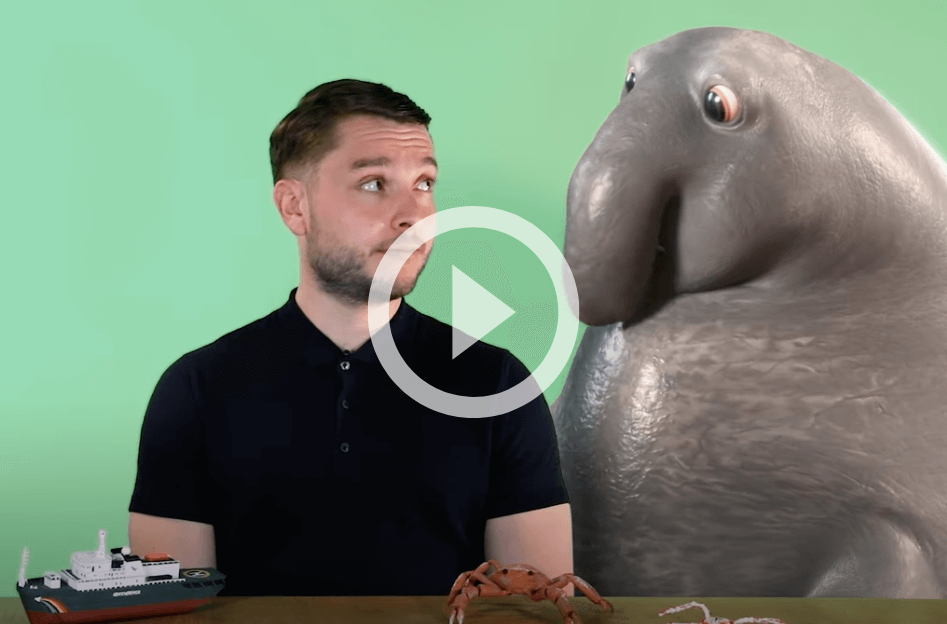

{"left": 96, "top": 529, "right": 107, "bottom": 558}
{"left": 18, "top": 547, "right": 29, "bottom": 587}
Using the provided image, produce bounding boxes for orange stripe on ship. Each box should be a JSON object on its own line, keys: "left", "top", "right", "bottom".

{"left": 38, "top": 597, "right": 68, "bottom": 613}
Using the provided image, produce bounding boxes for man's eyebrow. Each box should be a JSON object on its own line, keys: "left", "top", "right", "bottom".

{"left": 351, "top": 157, "right": 390, "bottom": 170}
{"left": 350, "top": 156, "right": 438, "bottom": 170}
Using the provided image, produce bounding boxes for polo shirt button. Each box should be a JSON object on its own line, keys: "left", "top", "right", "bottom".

{"left": 342, "top": 399, "right": 350, "bottom": 409}
{"left": 340, "top": 361, "right": 350, "bottom": 371}
{"left": 340, "top": 442, "right": 350, "bottom": 452}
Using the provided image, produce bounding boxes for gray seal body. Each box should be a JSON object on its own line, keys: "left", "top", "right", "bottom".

{"left": 553, "top": 26, "right": 947, "bottom": 598}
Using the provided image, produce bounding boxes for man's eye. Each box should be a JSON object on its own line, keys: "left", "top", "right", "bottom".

{"left": 417, "top": 179, "right": 435, "bottom": 191}
{"left": 361, "top": 179, "right": 382, "bottom": 192}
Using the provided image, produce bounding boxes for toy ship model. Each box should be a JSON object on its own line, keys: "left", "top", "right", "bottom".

{"left": 15, "top": 529, "right": 225, "bottom": 624}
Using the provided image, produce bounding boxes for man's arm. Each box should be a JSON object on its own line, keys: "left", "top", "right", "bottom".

{"left": 129, "top": 357, "right": 215, "bottom": 569}
{"left": 128, "top": 512, "right": 217, "bottom": 569}
{"left": 484, "top": 502, "right": 574, "bottom": 595}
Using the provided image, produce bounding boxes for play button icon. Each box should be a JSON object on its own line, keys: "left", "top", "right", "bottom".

{"left": 368, "top": 206, "right": 580, "bottom": 418}
{"left": 451, "top": 266, "right": 515, "bottom": 359}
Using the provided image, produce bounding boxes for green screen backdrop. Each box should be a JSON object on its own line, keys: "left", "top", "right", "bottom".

{"left": 2, "top": 0, "right": 946, "bottom": 596}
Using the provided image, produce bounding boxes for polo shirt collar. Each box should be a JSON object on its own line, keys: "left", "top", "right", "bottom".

{"left": 276, "top": 287, "right": 418, "bottom": 368}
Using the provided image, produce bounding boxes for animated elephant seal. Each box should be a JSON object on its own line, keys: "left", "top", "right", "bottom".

{"left": 552, "top": 26, "right": 947, "bottom": 598}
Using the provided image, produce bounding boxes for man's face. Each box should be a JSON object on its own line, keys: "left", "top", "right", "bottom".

{"left": 301, "top": 114, "right": 437, "bottom": 305}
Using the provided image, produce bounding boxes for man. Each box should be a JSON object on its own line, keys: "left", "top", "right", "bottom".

{"left": 128, "top": 79, "right": 573, "bottom": 597}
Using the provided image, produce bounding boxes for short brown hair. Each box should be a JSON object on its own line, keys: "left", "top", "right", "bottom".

{"left": 269, "top": 79, "right": 432, "bottom": 184}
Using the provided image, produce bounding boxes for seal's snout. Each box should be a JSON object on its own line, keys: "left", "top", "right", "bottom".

{"left": 566, "top": 159, "right": 633, "bottom": 325}
{"left": 584, "top": 169, "right": 617, "bottom": 223}
{"left": 565, "top": 128, "right": 679, "bottom": 326}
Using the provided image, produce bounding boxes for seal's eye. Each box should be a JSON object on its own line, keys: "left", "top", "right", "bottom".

{"left": 704, "top": 85, "right": 740, "bottom": 123}
{"left": 625, "top": 68, "right": 635, "bottom": 93}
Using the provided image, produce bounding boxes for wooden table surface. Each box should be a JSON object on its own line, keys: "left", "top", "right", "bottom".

{"left": 2, "top": 595, "right": 945, "bottom": 624}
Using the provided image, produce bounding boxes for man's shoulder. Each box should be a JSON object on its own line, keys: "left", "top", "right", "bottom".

{"left": 163, "top": 305, "right": 286, "bottom": 380}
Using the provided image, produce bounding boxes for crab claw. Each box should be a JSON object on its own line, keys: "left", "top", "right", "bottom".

{"left": 448, "top": 609, "right": 464, "bottom": 624}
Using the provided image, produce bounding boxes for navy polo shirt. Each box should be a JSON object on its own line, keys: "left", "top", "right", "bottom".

{"left": 129, "top": 288, "right": 569, "bottom": 596}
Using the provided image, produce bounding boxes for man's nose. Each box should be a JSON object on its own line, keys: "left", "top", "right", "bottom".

{"left": 392, "top": 187, "right": 434, "bottom": 229}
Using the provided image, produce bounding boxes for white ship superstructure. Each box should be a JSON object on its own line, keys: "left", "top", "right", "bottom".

{"left": 56, "top": 530, "right": 181, "bottom": 591}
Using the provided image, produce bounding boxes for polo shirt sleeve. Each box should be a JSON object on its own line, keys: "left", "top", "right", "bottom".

{"left": 483, "top": 354, "right": 571, "bottom": 520}
{"left": 128, "top": 356, "right": 212, "bottom": 524}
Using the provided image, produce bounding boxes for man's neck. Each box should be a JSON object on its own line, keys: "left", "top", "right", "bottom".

{"left": 294, "top": 282, "right": 402, "bottom": 353}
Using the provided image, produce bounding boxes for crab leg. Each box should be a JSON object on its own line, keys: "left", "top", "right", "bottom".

{"left": 446, "top": 560, "right": 511, "bottom": 624}
{"left": 448, "top": 584, "right": 482, "bottom": 624}
{"left": 446, "top": 560, "right": 504, "bottom": 604}
{"left": 545, "top": 574, "right": 613, "bottom": 612}
{"left": 541, "top": 584, "right": 585, "bottom": 624}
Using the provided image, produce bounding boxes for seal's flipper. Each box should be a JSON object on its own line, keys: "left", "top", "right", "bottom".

{"left": 806, "top": 517, "right": 942, "bottom": 598}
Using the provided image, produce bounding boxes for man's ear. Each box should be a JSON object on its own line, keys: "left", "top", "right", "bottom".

{"left": 273, "top": 178, "right": 307, "bottom": 236}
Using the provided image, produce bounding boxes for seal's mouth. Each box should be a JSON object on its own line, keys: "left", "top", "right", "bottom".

{"left": 656, "top": 194, "right": 678, "bottom": 258}
{"left": 621, "top": 194, "right": 680, "bottom": 328}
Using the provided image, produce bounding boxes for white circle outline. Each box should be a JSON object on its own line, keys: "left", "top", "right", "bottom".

{"left": 368, "top": 206, "right": 580, "bottom": 418}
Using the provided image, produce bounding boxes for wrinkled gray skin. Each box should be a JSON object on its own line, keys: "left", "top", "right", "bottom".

{"left": 552, "top": 27, "right": 947, "bottom": 598}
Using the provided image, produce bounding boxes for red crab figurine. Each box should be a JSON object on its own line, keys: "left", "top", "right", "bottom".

{"left": 445, "top": 559, "right": 612, "bottom": 624}
{"left": 659, "top": 601, "right": 787, "bottom": 624}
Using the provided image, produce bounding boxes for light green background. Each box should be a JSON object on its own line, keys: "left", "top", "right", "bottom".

{"left": 2, "top": 0, "right": 946, "bottom": 598}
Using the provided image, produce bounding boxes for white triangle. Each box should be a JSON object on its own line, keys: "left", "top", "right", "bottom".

{"left": 451, "top": 266, "right": 515, "bottom": 359}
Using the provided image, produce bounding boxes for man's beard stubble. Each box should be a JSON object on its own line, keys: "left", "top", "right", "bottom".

{"left": 307, "top": 240, "right": 427, "bottom": 306}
